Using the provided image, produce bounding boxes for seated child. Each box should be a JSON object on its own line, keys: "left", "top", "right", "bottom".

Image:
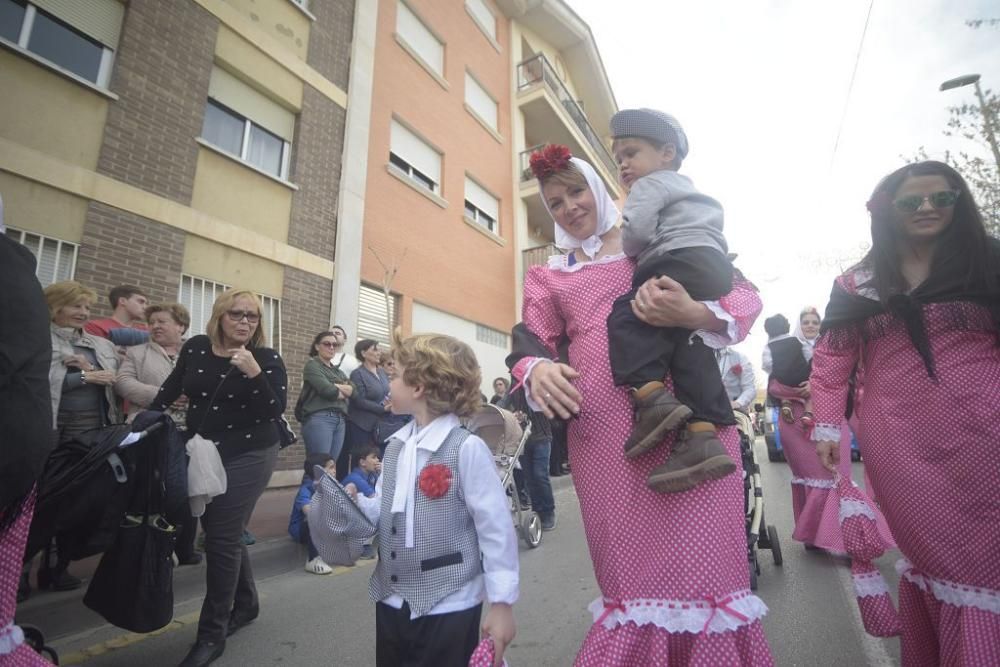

{"left": 351, "top": 333, "right": 518, "bottom": 667}
{"left": 762, "top": 314, "right": 814, "bottom": 426}
{"left": 341, "top": 444, "right": 382, "bottom": 559}
{"left": 288, "top": 452, "right": 337, "bottom": 575}
{"left": 605, "top": 108, "right": 737, "bottom": 494}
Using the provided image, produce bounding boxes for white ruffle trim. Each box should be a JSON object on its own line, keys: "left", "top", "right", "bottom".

{"left": 697, "top": 301, "right": 739, "bottom": 349}
{"left": 897, "top": 559, "right": 1000, "bottom": 615}
{"left": 853, "top": 571, "right": 891, "bottom": 598}
{"left": 0, "top": 622, "right": 25, "bottom": 655}
{"left": 587, "top": 591, "right": 768, "bottom": 635}
{"left": 791, "top": 477, "right": 836, "bottom": 489}
{"left": 520, "top": 357, "right": 553, "bottom": 413}
{"left": 839, "top": 498, "right": 876, "bottom": 522}
{"left": 546, "top": 252, "right": 626, "bottom": 273}
{"left": 812, "top": 424, "right": 842, "bottom": 442}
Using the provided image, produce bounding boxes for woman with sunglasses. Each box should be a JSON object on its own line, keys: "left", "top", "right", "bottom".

{"left": 155, "top": 289, "right": 288, "bottom": 667}
{"left": 810, "top": 161, "right": 1000, "bottom": 665}
{"left": 299, "top": 331, "right": 355, "bottom": 461}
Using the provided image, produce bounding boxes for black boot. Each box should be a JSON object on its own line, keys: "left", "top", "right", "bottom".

{"left": 178, "top": 640, "right": 225, "bottom": 667}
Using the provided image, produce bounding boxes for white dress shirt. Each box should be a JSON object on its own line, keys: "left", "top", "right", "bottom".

{"left": 357, "top": 413, "right": 519, "bottom": 619}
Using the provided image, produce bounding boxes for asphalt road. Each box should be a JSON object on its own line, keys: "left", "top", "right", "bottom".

{"left": 21, "top": 437, "right": 903, "bottom": 666}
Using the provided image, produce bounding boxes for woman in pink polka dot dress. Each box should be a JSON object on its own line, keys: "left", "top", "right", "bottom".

{"left": 811, "top": 161, "right": 1000, "bottom": 665}
{"left": 510, "top": 149, "right": 772, "bottom": 665}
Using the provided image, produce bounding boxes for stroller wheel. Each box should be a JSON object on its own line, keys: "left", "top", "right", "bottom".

{"left": 521, "top": 512, "right": 542, "bottom": 548}
{"left": 768, "top": 525, "right": 783, "bottom": 566}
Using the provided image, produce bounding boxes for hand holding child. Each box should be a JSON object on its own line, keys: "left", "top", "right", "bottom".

{"left": 481, "top": 602, "right": 515, "bottom": 667}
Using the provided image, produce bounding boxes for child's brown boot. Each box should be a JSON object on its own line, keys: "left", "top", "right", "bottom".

{"left": 646, "top": 421, "right": 737, "bottom": 493}
{"left": 780, "top": 400, "right": 795, "bottom": 424}
{"left": 624, "top": 381, "right": 692, "bottom": 459}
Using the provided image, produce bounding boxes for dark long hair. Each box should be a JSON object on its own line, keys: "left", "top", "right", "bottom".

{"left": 307, "top": 330, "right": 336, "bottom": 357}
{"left": 862, "top": 160, "right": 995, "bottom": 303}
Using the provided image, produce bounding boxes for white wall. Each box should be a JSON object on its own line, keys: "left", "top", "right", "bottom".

{"left": 411, "top": 302, "right": 510, "bottom": 398}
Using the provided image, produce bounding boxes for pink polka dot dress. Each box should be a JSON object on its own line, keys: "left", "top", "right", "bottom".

{"left": 0, "top": 490, "right": 50, "bottom": 666}
{"left": 811, "top": 269, "right": 1000, "bottom": 665}
{"left": 513, "top": 256, "right": 773, "bottom": 666}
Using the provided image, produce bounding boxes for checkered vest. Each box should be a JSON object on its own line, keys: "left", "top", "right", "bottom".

{"left": 369, "top": 426, "right": 483, "bottom": 616}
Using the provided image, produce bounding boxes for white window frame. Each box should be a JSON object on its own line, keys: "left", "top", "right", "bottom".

{"left": 357, "top": 283, "right": 397, "bottom": 347}
{"left": 178, "top": 274, "right": 282, "bottom": 353}
{"left": 1, "top": 2, "right": 116, "bottom": 88}
{"left": 464, "top": 175, "right": 499, "bottom": 235}
{"left": 395, "top": 0, "right": 446, "bottom": 84}
{"left": 464, "top": 70, "right": 498, "bottom": 133}
{"left": 475, "top": 323, "right": 508, "bottom": 349}
{"left": 389, "top": 119, "right": 442, "bottom": 195}
{"left": 5, "top": 226, "right": 78, "bottom": 286}
{"left": 201, "top": 98, "right": 292, "bottom": 181}
{"left": 464, "top": 0, "right": 497, "bottom": 44}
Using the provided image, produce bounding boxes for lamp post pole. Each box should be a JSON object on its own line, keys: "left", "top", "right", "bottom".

{"left": 940, "top": 74, "right": 1000, "bottom": 179}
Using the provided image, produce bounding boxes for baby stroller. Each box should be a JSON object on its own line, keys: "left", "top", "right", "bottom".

{"left": 735, "top": 410, "right": 782, "bottom": 589}
{"left": 465, "top": 404, "right": 542, "bottom": 548}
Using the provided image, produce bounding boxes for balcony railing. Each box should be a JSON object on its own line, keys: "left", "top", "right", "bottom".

{"left": 518, "top": 144, "right": 545, "bottom": 182}
{"left": 517, "top": 53, "right": 617, "bottom": 178}
{"left": 522, "top": 243, "right": 561, "bottom": 277}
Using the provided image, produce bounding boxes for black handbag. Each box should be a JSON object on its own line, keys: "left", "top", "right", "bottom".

{"left": 83, "top": 449, "right": 176, "bottom": 633}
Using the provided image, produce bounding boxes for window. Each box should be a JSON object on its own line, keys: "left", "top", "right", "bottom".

{"left": 201, "top": 66, "right": 295, "bottom": 180}
{"left": 0, "top": 0, "right": 122, "bottom": 87}
{"left": 395, "top": 1, "right": 443, "bottom": 78}
{"left": 5, "top": 226, "right": 77, "bottom": 287}
{"left": 464, "top": 176, "right": 499, "bottom": 234}
{"left": 475, "top": 323, "right": 508, "bottom": 349}
{"left": 465, "top": 0, "right": 496, "bottom": 42}
{"left": 357, "top": 284, "right": 397, "bottom": 347}
{"left": 178, "top": 274, "right": 282, "bottom": 352}
{"left": 389, "top": 119, "right": 441, "bottom": 194}
{"left": 464, "top": 71, "right": 498, "bottom": 131}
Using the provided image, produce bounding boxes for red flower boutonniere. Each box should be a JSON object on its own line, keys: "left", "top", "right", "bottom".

{"left": 418, "top": 464, "right": 453, "bottom": 499}
{"left": 731, "top": 363, "right": 743, "bottom": 376}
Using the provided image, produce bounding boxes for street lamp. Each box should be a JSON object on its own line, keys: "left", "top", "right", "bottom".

{"left": 940, "top": 73, "right": 1000, "bottom": 178}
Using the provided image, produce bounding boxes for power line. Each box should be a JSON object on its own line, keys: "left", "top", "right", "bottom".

{"left": 830, "top": 0, "right": 875, "bottom": 170}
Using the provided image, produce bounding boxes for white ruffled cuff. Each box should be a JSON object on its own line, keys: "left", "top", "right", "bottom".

{"left": 853, "top": 571, "right": 891, "bottom": 598}
{"left": 0, "top": 622, "right": 25, "bottom": 656}
{"left": 694, "top": 301, "right": 738, "bottom": 349}
{"left": 791, "top": 477, "right": 836, "bottom": 489}
{"left": 812, "top": 423, "right": 841, "bottom": 442}
{"left": 521, "top": 357, "right": 553, "bottom": 413}
{"left": 839, "top": 498, "right": 876, "bottom": 522}
{"left": 588, "top": 591, "right": 768, "bottom": 635}
{"left": 897, "top": 559, "right": 1000, "bottom": 615}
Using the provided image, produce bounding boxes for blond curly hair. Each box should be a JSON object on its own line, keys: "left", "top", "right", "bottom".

{"left": 393, "top": 333, "right": 482, "bottom": 418}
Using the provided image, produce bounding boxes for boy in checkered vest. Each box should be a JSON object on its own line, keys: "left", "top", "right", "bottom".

{"left": 606, "top": 108, "right": 738, "bottom": 494}
{"left": 352, "top": 334, "right": 517, "bottom": 666}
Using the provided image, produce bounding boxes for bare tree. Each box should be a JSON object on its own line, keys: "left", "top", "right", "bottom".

{"left": 368, "top": 245, "right": 407, "bottom": 343}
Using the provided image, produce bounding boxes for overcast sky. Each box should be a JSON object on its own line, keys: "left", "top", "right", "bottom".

{"left": 569, "top": 0, "right": 1000, "bottom": 372}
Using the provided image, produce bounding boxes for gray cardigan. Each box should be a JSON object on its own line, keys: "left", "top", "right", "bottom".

{"left": 348, "top": 365, "right": 389, "bottom": 431}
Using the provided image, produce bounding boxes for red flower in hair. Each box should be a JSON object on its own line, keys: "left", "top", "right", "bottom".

{"left": 418, "top": 463, "right": 453, "bottom": 499}
{"left": 529, "top": 144, "right": 573, "bottom": 181}
{"left": 731, "top": 364, "right": 743, "bottom": 376}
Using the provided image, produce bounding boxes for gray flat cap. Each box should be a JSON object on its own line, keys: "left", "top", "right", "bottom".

{"left": 610, "top": 108, "right": 689, "bottom": 159}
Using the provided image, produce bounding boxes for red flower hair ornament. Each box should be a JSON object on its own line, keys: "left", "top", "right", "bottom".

{"left": 529, "top": 144, "right": 573, "bottom": 181}
{"left": 418, "top": 463, "right": 453, "bottom": 499}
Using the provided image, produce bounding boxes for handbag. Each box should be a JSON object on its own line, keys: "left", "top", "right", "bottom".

{"left": 306, "top": 466, "right": 376, "bottom": 566}
{"left": 83, "top": 449, "right": 176, "bottom": 633}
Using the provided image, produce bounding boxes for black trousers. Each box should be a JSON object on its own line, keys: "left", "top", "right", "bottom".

{"left": 607, "top": 246, "right": 735, "bottom": 425}
{"left": 376, "top": 601, "right": 482, "bottom": 667}
{"left": 196, "top": 443, "right": 277, "bottom": 642}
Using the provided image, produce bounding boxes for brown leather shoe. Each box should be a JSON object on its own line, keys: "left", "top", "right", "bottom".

{"left": 646, "top": 422, "right": 737, "bottom": 493}
{"left": 624, "top": 383, "right": 693, "bottom": 459}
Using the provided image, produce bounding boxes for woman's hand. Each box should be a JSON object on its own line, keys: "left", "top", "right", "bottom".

{"left": 335, "top": 383, "right": 354, "bottom": 398}
{"left": 171, "top": 395, "right": 189, "bottom": 411}
{"left": 481, "top": 602, "right": 515, "bottom": 667}
{"left": 795, "top": 381, "right": 811, "bottom": 399}
{"left": 84, "top": 369, "right": 116, "bottom": 386}
{"left": 816, "top": 440, "right": 839, "bottom": 472}
{"left": 527, "top": 362, "right": 581, "bottom": 420}
{"left": 64, "top": 354, "right": 94, "bottom": 371}
{"left": 633, "top": 275, "right": 724, "bottom": 331}
{"left": 228, "top": 347, "right": 262, "bottom": 378}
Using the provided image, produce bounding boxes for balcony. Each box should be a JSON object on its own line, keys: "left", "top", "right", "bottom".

{"left": 517, "top": 53, "right": 618, "bottom": 181}
{"left": 518, "top": 144, "right": 545, "bottom": 182}
{"left": 522, "top": 243, "right": 560, "bottom": 278}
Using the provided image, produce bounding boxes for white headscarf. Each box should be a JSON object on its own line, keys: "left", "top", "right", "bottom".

{"left": 541, "top": 157, "right": 619, "bottom": 259}
{"left": 794, "top": 307, "right": 821, "bottom": 360}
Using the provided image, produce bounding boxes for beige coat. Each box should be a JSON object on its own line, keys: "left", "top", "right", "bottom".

{"left": 116, "top": 341, "right": 180, "bottom": 421}
{"left": 49, "top": 325, "right": 122, "bottom": 428}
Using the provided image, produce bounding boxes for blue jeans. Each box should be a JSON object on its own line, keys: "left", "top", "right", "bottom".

{"left": 520, "top": 438, "right": 555, "bottom": 515}
{"left": 302, "top": 411, "right": 346, "bottom": 461}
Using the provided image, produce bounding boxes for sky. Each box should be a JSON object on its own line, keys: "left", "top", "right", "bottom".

{"left": 568, "top": 0, "right": 1000, "bottom": 375}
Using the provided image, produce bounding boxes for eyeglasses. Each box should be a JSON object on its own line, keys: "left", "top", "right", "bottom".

{"left": 318, "top": 341, "right": 338, "bottom": 348}
{"left": 892, "top": 190, "right": 959, "bottom": 213}
{"left": 225, "top": 310, "right": 260, "bottom": 324}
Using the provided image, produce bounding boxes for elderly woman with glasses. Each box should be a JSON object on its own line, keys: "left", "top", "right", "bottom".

{"left": 154, "top": 289, "right": 288, "bottom": 667}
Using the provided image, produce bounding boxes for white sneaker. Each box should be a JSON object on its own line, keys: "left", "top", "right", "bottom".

{"left": 305, "top": 557, "right": 333, "bottom": 575}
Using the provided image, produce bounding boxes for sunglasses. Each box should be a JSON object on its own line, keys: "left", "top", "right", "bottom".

{"left": 892, "top": 190, "right": 959, "bottom": 213}
{"left": 318, "top": 341, "right": 338, "bottom": 348}
{"left": 225, "top": 310, "right": 260, "bottom": 324}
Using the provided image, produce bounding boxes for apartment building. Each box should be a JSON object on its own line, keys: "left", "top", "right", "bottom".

{"left": 0, "top": 0, "right": 373, "bottom": 477}
{"left": 350, "top": 0, "right": 618, "bottom": 393}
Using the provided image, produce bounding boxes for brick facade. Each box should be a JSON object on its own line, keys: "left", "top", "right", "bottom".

{"left": 96, "top": 1, "right": 217, "bottom": 204}
{"left": 276, "top": 267, "right": 336, "bottom": 471}
{"left": 76, "top": 203, "right": 186, "bottom": 318}
{"left": 306, "top": 0, "right": 355, "bottom": 90}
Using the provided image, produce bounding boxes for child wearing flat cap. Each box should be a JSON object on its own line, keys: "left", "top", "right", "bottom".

{"left": 606, "top": 108, "right": 737, "bottom": 494}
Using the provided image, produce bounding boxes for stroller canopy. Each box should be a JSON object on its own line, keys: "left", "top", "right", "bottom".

{"left": 464, "top": 405, "right": 523, "bottom": 459}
